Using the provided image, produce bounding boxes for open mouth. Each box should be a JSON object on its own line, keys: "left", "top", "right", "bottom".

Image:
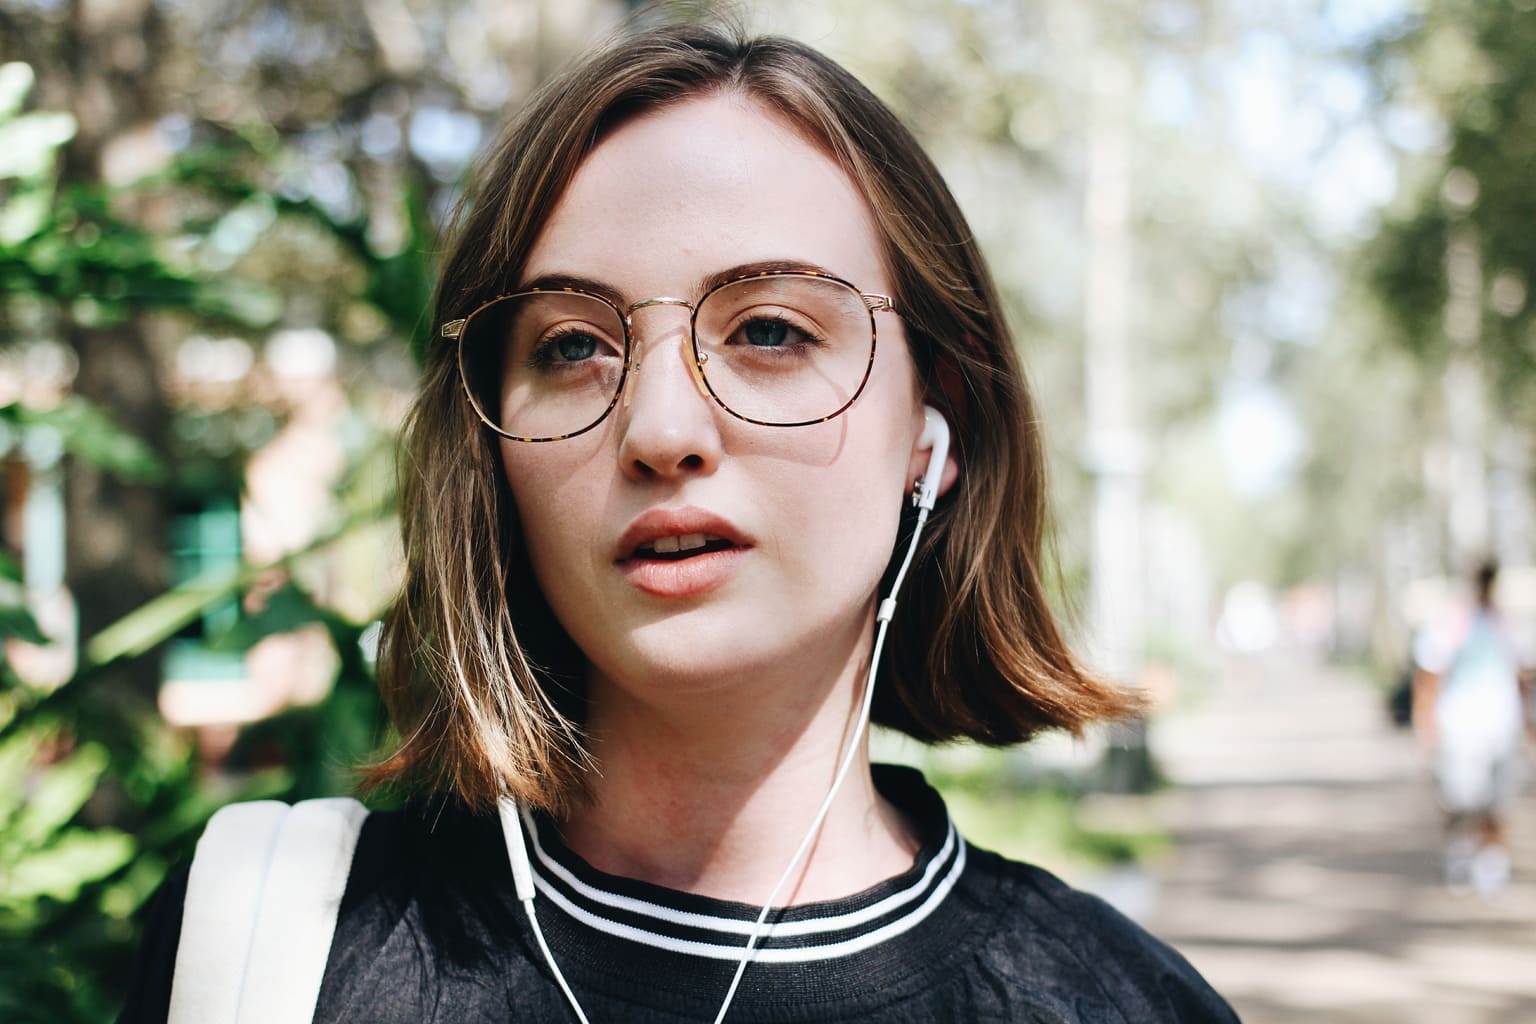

{"left": 616, "top": 518, "right": 748, "bottom": 597}
{"left": 631, "top": 533, "right": 737, "bottom": 561}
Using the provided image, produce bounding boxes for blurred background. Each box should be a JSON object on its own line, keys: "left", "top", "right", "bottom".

{"left": 2, "top": 0, "right": 1533, "bottom": 1020}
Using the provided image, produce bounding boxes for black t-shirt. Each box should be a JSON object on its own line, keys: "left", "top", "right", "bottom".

{"left": 118, "top": 766, "right": 1238, "bottom": 1022}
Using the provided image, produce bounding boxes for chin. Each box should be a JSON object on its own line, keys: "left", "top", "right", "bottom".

{"left": 591, "top": 601, "right": 873, "bottom": 699}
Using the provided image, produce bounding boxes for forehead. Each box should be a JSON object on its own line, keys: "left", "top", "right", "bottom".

{"left": 522, "top": 92, "right": 888, "bottom": 297}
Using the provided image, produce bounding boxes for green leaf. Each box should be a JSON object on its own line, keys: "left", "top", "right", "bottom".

{"left": 0, "top": 604, "right": 47, "bottom": 646}
{"left": 0, "top": 828, "right": 134, "bottom": 903}
{"left": 97, "top": 855, "right": 167, "bottom": 920}
{"left": 0, "top": 729, "right": 45, "bottom": 827}
{"left": 10, "top": 743, "right": 109, "bottom": 850}
{"left": 82, "top": 498, "right": 391, "bottom": 672}
{"left": 10, "top": 399, "right": 163, "bottom": 482}
{"left": 206, "top": 580, "right": 329, "bottom": 653}
{"left": 0, "top": 575, "right": 47, "bottom": 645}
{"left": 0, "top": 188, "right": 54, "bottom": 245}
{"left": 84, "top": 561, "right": 246, "bottom": 665}
{"left": 193, "top": 275, "right": 283, "bottom": 327}
{"left": 0, "top": 112, "right": 77, "bottom": 180}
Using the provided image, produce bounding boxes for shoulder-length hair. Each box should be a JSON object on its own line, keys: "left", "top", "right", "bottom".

{"left": 367, "top": 22, "right": 1138, "bottom": 814}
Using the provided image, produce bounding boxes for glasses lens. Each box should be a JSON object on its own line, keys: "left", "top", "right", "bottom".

{"left": 459, "top": 292, "right": 627, "bottom": 439}
{"left": 694, "top": 276, "right": 875, "bottom": 425}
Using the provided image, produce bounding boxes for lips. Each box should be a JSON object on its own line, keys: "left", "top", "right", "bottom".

{"left": 615, "top": 508, "right": 751, "bottom": 598}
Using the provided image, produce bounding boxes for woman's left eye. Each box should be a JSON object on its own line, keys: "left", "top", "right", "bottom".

{"left": 743, "top": 319, "right": 791, "bottom": 347}
{"left": 731, "top": 316, "right": 819, "bottom": 349}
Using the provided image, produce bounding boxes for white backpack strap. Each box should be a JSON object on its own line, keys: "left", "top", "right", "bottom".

{"left": 167, "top": 797, "right": 370, "bottom": 1024}
{"left": 237, "top": 797, "right": 370, "bottom": 1024}
{"left": 168, "top": 801, "right": 290, "bottom": 1024}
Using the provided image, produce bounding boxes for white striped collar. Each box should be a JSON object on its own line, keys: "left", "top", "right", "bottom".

{"left": 514, "top": 768, "right": 966, "bottom": 964}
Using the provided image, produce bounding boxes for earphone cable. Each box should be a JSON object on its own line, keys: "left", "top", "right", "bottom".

{"left": 709, "top": 503, "right": 930, "bottom": 1024}
{"left": 501, "top": 474, "right": 940, "bottom": 1024}
{"left": 524, "top": 894, "right": 593, "bottom": 1024}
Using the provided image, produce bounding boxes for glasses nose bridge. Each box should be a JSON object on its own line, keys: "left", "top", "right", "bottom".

{"left": 622, "top": 296, "right": 696, "bottom": 359}
{"left": 620, "top": 295, "right": 709, "bottom": 403}
{"left": 624, "top": 295, "right": 695, "bottom": 318}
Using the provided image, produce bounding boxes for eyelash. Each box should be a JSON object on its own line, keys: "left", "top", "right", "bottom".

{"left": 521, "top": 307, "right": 831, "bottom": 372}
{"left": 728, "top": 312, "right": 829, "bottom": 352}
{"left": 525, "top": 325, "right": 619, "bottom": 369}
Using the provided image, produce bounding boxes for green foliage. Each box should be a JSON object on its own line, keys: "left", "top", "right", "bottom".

{"left": 0, "top": 57, "right": 415, "bottom": 1021}
{"left": 0, "top": 530, "right": 165, "bottom": 1023}
{"left": 0, "top": 554, "right": 47, "bottom": 646}
{"left": 0, "top": 63, "right": 76, "bottom": 252}
{"left": 1365, "top": 1, "right": 1536, "bottom": 397}
{"left": 0, "top": 64, "right": 274, "bottom": 332}
{"left": 154, "top": 140, "right": 437, "bottom": 360}
{"left": 0, "top": 739, "right": 133, "bottom": 907}
{"left": 0, "top": 400, "right": 163, "bottom": 482}
{"left": 1368, "top": 198, "right": 1449, "bottom": 360}
{"left": 0, "top": 540, "right": 393, "bottom": 1021}
{"left": 924, "top": 754, "right": 1169, "bottom": 871}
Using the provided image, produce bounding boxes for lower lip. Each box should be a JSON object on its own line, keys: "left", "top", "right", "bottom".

{"left": 618, "top": 547, "right": 746, "bottom": 598}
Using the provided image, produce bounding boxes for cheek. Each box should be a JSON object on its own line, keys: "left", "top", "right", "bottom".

{"left": 779, "top": 426, "right": 914, "bottom": 592}
{"left": 498, "top": 441, "right": 596, "bottom": 600}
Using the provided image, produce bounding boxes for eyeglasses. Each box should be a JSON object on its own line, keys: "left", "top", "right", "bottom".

{"left": 443, "top": 270, "right": 896, "bottom": 442}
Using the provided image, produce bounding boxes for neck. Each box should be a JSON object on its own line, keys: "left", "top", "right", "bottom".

{"left": 559, "top": 637, "right": 918, "bottom": 905}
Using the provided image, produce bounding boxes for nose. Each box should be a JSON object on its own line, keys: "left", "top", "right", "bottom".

{"left": 617, "top": 308, "right": 722, "bottom": 482}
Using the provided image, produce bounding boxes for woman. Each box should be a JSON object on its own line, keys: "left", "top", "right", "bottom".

{"left": 121, "top": 22, "right": 1236, "bottom": 1023}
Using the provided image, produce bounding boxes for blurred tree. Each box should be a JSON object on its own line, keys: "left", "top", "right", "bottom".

{"left": 4, "top": 0, "right": 179, "bottom": 702}
{"left": 0, "top": 0, "right": 1464, "bottom": 1015}
{"left": 0, "top": 0, "right": 627, "bottom": 703}
{"left": 1348, "top": 0, "right": 1536, "bottom": 598}
{"left": 0, "top": 62, "right": 269, "bottom": 1021}
{"left": 0, "top": 2, "right": 625, "bottom": 1017}
{"left": 1368, "top": 0, "right": 1536, "bottom": 390}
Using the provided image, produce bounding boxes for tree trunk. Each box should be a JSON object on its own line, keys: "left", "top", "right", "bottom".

{"left": 60, "top": 0, "right": 172, "bottom": 703}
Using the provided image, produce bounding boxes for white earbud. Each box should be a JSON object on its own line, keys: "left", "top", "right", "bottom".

{"left": 914, "top": 405, "right": 951, "bottom": 512}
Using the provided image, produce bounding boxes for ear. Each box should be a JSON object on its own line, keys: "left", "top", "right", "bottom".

{"left": 908, "top": 404, "right": 959, "bottom": 503}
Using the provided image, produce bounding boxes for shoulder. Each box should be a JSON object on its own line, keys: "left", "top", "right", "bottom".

{"left": 120, "top": 797, "right": 536, "bottom": 1024}
{"left": 957, "top": 843, "right": 1240, "bottom": 1023}
{"left": 877, "top": 764, "right": 1236, "bottom": 1020}
{"left": 314, "top": 798, "right": 542, "bottom": 1020}
{"left": 117, "top": 798, "right": 372, "bottom": 1024}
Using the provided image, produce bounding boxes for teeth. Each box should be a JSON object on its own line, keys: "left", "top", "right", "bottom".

{"left": 637, "top": 533, "right": 721, "bottom": 556}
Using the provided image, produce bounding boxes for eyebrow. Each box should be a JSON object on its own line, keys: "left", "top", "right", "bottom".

{"left": 516, "top": 259, "right": 847, "bottom": 305}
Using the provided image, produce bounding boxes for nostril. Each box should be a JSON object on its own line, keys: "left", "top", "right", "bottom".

{"left": 627, "top": 451, "right": 707, "bottom": 480}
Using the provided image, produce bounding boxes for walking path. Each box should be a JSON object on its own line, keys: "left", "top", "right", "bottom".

{"left": 1139, "top": 650, "right": 1536, "bottom": 1024}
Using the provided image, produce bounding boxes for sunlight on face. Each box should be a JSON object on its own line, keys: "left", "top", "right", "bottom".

{"left": 500, "top": 93, "right": 928, "bottom": 711}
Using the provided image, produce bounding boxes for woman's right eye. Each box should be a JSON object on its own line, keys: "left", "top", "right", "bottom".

{"left": 527, "top": 328, "right": 615, "bottom": 368}
{"left": 553, "top": 332, "right": 598, "bottom": 362}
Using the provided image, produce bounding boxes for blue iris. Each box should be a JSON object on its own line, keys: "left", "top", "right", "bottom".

{"left": 743, "top": 319, "right": 790, "bottom": 347}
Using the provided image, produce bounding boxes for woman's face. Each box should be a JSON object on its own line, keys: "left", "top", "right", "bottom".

{"left": 501, "top": 93, "right": 937, "bottom": 703}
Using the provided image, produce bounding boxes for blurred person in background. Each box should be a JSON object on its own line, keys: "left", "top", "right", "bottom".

{"left": 1413, "top": 561, "right": 1528, "bottom": 894}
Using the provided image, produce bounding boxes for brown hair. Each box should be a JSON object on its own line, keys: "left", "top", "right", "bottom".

{"left": 367, "top": 22, "right": 1138, "bottom": 814}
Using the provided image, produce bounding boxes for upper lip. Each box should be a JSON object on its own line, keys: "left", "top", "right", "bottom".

{"left": 615, "top": 507, "right": 752, "bottom": 561}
